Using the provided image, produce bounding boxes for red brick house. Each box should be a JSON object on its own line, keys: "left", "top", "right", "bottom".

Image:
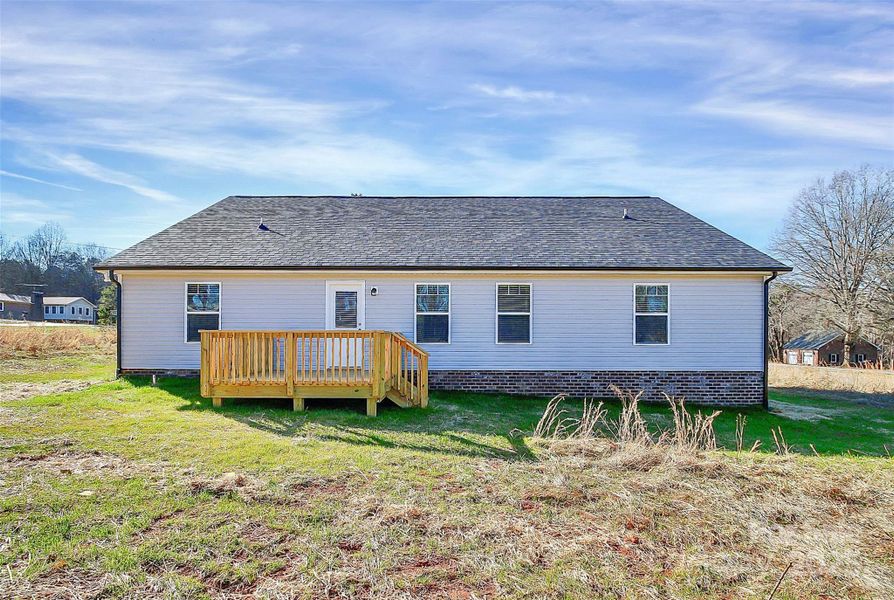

{"left": 783, "top": 330, "right": 880, "bottom": 367}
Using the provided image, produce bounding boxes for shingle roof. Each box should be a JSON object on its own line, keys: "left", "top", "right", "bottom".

{"left": 97, "top": 196, "right": 790, "bottom": 272}
{"left": 0, "top": 292, "right": 31, "bottom": 304}
{"left": 45, "top": 296, "right": 96, "bottom": 307}
{"left": 783, "top": 330, "right": 842, "bottom": 350}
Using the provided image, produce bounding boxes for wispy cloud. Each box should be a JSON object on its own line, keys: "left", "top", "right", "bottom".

{"left": 44, "top": 153, "right": 181, "bottom": 204}
{"left": 470, "top": 84, "right": 585, "bottom": 104}
{"left": 0, "top": 192, "right": 73, "bottom": 225}
{"left": 695, "top": 96, "right": 894, "bottom": 147}
{"left": 0, "top": 169, "right": 82, "bottom": 191}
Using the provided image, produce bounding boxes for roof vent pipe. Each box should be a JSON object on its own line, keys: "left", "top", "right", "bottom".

{"left": 258, "top": 220, "right": 270, "bottom": 232}
{"left": 623, "top": 208, "right": 631, "bottom": 219}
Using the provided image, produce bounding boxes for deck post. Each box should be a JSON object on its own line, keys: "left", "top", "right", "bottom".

{"left": 366, "top": 397, "right": 377, "bottom": 417}
{"left": 200, "top": 332, "right": 211, "bottom": 397}
{"left": 390, "top": 333, "right": 400, "bottom": 391}
{"left": 419, "top": 354, "right": 429, "bottom": 408}
{"left": 212, "top": 396, "right": 223, "bottom": 408}
{"left": 286, "top": 332, "right": 295, "bottom": 396}
{"left": 293, "top": 397, "right": 305, "bottom": 411}
{"left": 374, "top": 331, "right": 388, "bottom": 399}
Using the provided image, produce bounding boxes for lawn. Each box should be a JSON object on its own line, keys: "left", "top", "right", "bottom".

{"left": 1, "top": 353, "right": 892, "bottom": 598}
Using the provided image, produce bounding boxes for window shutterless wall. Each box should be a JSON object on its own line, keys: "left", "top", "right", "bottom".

{"left": 117, "top": 271, "right": 764, "bottom": 371}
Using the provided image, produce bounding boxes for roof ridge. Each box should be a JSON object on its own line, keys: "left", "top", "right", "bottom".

{"left": 226, "top": 195, "right": 661, "bottom": 199}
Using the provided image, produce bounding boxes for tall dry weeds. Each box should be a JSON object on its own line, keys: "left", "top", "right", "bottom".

{"left": 665, "top": 395, "right": 720, "bottom": 452}
{"left": 533, "top": 395, "right": 606, "bottom": 440}
{"left": 533, "top": 387, "right": 721, "bottom": 455}
{"left": 0, "top": 325, "right": 115, "bottom": 359}
{"left": 769, "top": 362, "right": 894, "bottom": 394}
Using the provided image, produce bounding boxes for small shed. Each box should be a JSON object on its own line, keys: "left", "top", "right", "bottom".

{"left": 783, "top": 330, "right": 879, "bottom": 366}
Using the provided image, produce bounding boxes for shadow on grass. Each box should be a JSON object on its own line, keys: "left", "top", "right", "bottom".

{"left": 125, "top": 376, "right": 541, "bottom": 461}
{"left": 122, "top": 377, "right": 894, "bottom": 458}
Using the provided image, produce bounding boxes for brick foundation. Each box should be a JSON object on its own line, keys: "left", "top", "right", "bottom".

{"left": 428, "top": 370, "right": 764, "bottom": 406}
{"left": 121, "top": 368, "right": 764, "bottom": 406}
{"left": 122, "top": 368, "right": 199, "bottom": 378}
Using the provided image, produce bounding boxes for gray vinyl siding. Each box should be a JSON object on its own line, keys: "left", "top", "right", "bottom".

{"left": 120, "top": 272, "right": 764, "bottom": 371}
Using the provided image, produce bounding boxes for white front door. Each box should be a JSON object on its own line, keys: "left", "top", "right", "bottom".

{"left": 325, "top": 281, "right": 365, "bottom": 368}
{"left": 802, "top": 351, "right": 814, "bottom": 366}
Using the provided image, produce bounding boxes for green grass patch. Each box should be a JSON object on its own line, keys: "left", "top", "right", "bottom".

{"left": 2, "top": 367, "right": 892, "bottom": 598}
{"left": 0, "top": 352, "right": 115, "bottom": 383}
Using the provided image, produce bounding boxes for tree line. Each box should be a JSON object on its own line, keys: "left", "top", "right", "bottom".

{"left": 770, "top": 166, "right": 893, "bottom": 365}
{"left": 0, "top": 223, "right": 114, "bottom": 320}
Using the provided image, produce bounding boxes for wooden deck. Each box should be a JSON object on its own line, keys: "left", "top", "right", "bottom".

{"left": 199, "top": 330, "right": 428, "bottom": 416}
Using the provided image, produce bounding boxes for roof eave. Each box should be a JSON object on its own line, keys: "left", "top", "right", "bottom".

{"left": 95, "top": 264, "right": 792, "bottom": 273}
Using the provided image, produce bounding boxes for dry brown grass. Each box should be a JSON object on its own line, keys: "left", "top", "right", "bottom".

{"left": 535, "top": 387, "right": 721, "bottom": 453}
{"left": 769, "top": 362, "right": 894, "bottom": 395}
{"left": 0, "top": 324, "right": 115, "bottom": 359}
{"left": 527, "top": 389, "right": 894, "bottom": 598}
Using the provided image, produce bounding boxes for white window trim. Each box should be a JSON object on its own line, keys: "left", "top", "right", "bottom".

{"left": 414, "top": 282, "right": 451, "bottom": 344}
{"left": 324, "top": 280, "right": 366, "bottom": 330}
{"left": 633, "top": 283, "right": 671, "bottom": 346}
{"left": 0, "top": 301, "right": 4, "bottom": 311}
{"left": 828, "top": 353, "right": 839, "bottom": 364}
{"left": 184, "top": 281, "right": 221, "bottom": 344}
{"left": 495, "top": 282, "right": 533, "bottom": 345}
{"left": 856, "top": 353, "right": 866, "bottom": 363}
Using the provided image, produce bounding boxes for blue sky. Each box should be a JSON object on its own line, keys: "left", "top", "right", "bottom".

{"left": 1, "top": 1, "right": 892, "bottom": 254}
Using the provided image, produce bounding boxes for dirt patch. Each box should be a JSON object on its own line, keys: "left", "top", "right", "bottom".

{"left": 189, "top": 471, "right": 270, "bottom": 502}
{"left": 769, "top": 400, "right": 843, "bottom": 421}
{"left": 3, "top": 448, "right": 133, "bottom": 476}
{"left": 0, "top": 379, "right": 98, "bottom": 401}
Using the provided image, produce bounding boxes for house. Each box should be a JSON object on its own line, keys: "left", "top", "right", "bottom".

{"left": 0, "top": 292, "right": 33, "bottom": 320}
{"left": 43, "top": 297, "right": 97, "bottom": 323}
{"left": 783, "top": 330, "right": 879, "bottom": 366}
{"left": 95, "top": 195, "right": 791, "bottom": 410}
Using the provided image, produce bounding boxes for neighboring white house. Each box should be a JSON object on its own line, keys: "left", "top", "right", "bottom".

{"left": 95, "top": 196, "right": 791, "bottom": 406}
{"left": 44, "top": 297, "right": 97, "bottom": 323}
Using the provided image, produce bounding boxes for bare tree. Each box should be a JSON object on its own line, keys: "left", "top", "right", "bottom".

{"left": 772, "top": 166, "right": 894, "bottom": 364}
{"left": 768, "top": 282, "right": 815, "bottom": 361}
{"left": 15, "top": 222, "right": 67, "bottom": 271}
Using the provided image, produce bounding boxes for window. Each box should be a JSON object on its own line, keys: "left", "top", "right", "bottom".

{"left": 828, "top": 353, "right": 839, "bottom": 364}
{"left": 634, "top": 284, "right": 669, "bottom": 345}
{"left": 78, "top": 307, "right": 83, "bottom": 315}
{"left": 856, "top": 353, "right": 866, "bottom": 363}
{"left": 86, "top": 308, "right": 90, "bottom": 316}
{"left": 45, "top": 306, "right": 49, "bottom": 314}
{"left": 185, "top": 283, "right": 220, "bottom": 342}
{"left": 497, "top": 284, "right": 531, "bottom": 343}
{"left": 51, "top": 306, "right": 56, "bottom": 314}
{"left": 334, "top": 290, "right": 358, "bottom": 328}
{"left": 414, "top": 284, "right": 450, "bottom": 343}
{"left": 0, "top": 302, "right": 4, "bottom": 311}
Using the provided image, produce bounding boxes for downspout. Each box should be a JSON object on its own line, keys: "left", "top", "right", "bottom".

{"left": 109, "top": 270, "right": 123, "bottom": 379}
{"left": 763, "top": 271, "right": 779, "bottom": 409}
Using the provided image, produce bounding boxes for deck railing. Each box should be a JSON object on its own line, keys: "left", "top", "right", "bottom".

{"left": 200, "top": 330, "right": 428, "bottom": 414}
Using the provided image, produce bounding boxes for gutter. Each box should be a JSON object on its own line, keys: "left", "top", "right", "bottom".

{"left": 109, "top": 270, "right": 123, "bottom": 379}
{"left": 763, "top": 271, "right": 780, "bottom": 409}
